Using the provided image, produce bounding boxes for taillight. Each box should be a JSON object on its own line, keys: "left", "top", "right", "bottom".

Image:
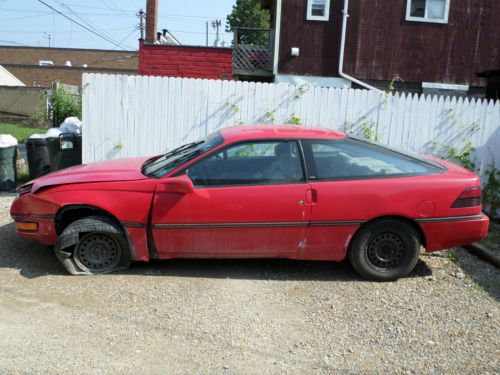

{"left": 451, "top": 187, "right": 482, "bottom": 208}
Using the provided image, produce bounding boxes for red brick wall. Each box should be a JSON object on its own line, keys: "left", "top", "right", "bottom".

{"left": 139, "top": 42, "right": 233, "bottom": 80}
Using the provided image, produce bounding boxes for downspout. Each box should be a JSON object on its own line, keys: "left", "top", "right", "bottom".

{"left": 339, "top": 0, "right": 382, "bottom": 92}
{"left": 272, "top": 0, "right": 283, "bottom": 75}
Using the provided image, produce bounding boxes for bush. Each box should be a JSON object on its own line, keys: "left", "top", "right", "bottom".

{"left": 31, "top": 82, "right": 82, "bottom": 127}
{"left": 483, "top": 162, "right": 500, "bottom": 218}
{"left": 50, "top": 84, "right": 82, "bottom": 127}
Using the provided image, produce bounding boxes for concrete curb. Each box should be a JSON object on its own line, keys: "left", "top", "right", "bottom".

{"left": 463, "top": 243, "right": 500, "bottom": 269}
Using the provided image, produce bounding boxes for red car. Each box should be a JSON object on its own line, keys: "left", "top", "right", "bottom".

{"left": 11, "top": 125, "right": 489, "bottom": 281}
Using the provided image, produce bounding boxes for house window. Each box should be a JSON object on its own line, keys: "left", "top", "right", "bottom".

{"left": 406, "top": 0, "right": 450, "bottom": 24}
{"left": 307, "top": 0, "right": 330, "bottom": 21}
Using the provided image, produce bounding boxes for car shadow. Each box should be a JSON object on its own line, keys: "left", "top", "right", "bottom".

{"left": 0, "top": 222, "right": 432, "bottom": 281}
{"left": 455, "top": 247, "right": 500, "bottom": 302}
{"left": 125, "top": 257, "right": 432, "bottom": 282}
{"left": 0, "top": 222, "right": 65, "bottom": 278}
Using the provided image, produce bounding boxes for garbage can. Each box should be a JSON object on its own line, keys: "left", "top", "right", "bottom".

{"left": 0, "top": 145, "right": 17, "bottom": 191}
{"left": 25, "top": 138, "right": 51, "bottom": 179}
{"left": 46, "top": 133, "right": 82, "bottom": 171}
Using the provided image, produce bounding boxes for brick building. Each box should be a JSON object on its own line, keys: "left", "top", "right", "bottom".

{"left": 139, "top": 43, "right": 232, "bottom": 80}
{"left": 139, "top": 0, "right": 233, "bottom": 80}
{"left": 0, "top": 46, "right": 138, "bottom": 87}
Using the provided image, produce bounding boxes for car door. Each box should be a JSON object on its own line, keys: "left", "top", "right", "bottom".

{"left": 151, "top": 139, "right": 312, "bottom": 257}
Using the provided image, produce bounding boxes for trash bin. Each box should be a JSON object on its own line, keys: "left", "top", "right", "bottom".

{"left": 25, "top": 138, "right": 51, "bottom": 179}
{"left": 46, "top": 133, "right": 82, "bottom": 171}
{"left": 0, "top": 145, "right": 17, "bottom": 191}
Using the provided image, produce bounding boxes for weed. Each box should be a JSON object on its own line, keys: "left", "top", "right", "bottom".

{"left": 287, "top": 114, "right": 302, "bottom": 125}
{"left": 445, "top": 251, "right": 458, "bottom": 263}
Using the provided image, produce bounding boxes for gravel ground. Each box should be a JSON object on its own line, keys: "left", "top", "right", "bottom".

{"left": 0, "top": 192, "right": 498, "bottom": 374}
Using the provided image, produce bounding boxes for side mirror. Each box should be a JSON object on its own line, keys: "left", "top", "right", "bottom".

{"left": 163, "top": 175, "right": 194, "bottom": 194}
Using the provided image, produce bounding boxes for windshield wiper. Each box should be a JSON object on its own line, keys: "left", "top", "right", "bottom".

{"left": 169, "top": 148, "right": 205, "bottom": 167}
{"left": 144, "top": 141, "right": 204, "bottom": 172}
{"left": 167, "top": 141, "right": 203, "bottom": 157}
{"left": 141, "top": 154, "right": 163, "bottom": 171}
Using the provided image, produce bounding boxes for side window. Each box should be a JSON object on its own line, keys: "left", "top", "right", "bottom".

{"left": 406, "top": 0, "right": 450, "bottom": 24}
{"left": 307, "top": 0, "right": 330, "bottom": 21}
{"left": 306, "top": 139, "right": 442, "bottom": 180}
{"left": 186, "top": 141, "right": 304, "bottom": 186}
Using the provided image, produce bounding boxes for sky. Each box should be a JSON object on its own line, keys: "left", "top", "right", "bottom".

{"left": 0, "top": 0, "right": 236, "bottom": 50}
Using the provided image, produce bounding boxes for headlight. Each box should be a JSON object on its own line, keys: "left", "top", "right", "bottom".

{"left": 17, "top": 183, "right": 33, "bottom": 196}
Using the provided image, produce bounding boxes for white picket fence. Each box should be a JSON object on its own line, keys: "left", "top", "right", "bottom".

{"left": 82, "top": 73, "right": 500, "bottom": 180}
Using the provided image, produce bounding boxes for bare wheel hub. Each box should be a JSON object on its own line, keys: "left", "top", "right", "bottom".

{"left": 74, "top": 233, "right": 121, "bottom": 272}
{"left": 367, "top": 232, "right": 404, "bottom": 270}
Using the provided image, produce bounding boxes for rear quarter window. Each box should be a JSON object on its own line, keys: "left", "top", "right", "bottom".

{"left": 304, "top": 138, "right": 444, "bottom": 180}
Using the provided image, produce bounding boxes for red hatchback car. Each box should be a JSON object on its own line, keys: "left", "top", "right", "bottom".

{"left": 11, "top": 125, "right": 489, "bottom": 281}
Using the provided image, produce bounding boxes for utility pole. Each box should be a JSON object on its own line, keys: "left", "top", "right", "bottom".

{"left": 43, "top": 32, "right": 51, "bottom": 47}
{"left": 137, "top": 9, "right": 145, "bottom": 40}
{"left": 212, "top": 20, "right": 221, "bottom": 47}
{"left": 205, "top": 21, "right": 209, "bottom": 47}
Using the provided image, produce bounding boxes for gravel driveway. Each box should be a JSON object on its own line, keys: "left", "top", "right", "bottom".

{"left": 0, "top": 192, "right": 498, "bottom": 374}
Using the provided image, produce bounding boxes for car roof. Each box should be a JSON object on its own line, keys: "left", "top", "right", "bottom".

{"left": 219, "top": 125, "right": 347, "bottom": 142}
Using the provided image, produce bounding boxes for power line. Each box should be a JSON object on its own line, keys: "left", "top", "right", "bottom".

{"left": 51, "top": 4, "right": 227, "bottom": 19}
{"left": 36, "top": 0, "right": 128, "bottom": 50}
{"left": 1, "top": 7, "right": 226, "bottom": 24}
{"left": 88, "top": 29, "right": 138, "bottom": 63}
{"left": 51, "top": 0, "right": 122, "bottom": 45}
{"left": 0, "top": 13, "right": 55, "bottom": 22}
{"left": 98, "top": 0, "right": 131, "bottom": 24}
{"left": 1, "top": 6, "right": 227, "bottom": 19}
{"left": 0, "top": 27, "right": 133, "bottom": 34}
{"left": 1, "top": 7, "right": 129, "bottom": 15}
{"left": 112, "top": 28, "right": 137, "bottom": 50}
{"left": 1, "top": 8, "right": 54, "bottom": 14}
{"left": 168, "top": 29, "right": 232, "bottom": 36}
{"left": 66, "top": 14, "right": 73, "bottom": 47}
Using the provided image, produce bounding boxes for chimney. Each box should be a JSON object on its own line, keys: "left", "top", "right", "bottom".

{"left": 146, "top": 0, "right": 158, "bottom": 43}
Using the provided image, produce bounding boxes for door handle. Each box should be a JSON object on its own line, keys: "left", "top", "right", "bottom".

{"left": 305, "top": 189, "right": 312, "bottom": 205}
{"left": 304, "top": 188, "right": 317, "bottom": 205}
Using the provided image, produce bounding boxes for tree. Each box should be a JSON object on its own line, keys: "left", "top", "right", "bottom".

{"left": 226, "top": 0, "right": 270, "bottom": 45}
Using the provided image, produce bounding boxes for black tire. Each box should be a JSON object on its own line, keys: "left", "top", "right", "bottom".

{"left": 348, "top": 219, "right": 420, "bottom": 281}
{"left": 54, "top": 216, "right": 131, "bottom": 275}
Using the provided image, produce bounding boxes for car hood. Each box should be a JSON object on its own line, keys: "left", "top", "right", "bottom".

{"left": 30, "top": 157, "right": 151, "bottom": 192}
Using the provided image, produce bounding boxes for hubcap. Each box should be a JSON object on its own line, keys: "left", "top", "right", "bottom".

{"left": 74, "top": 233, "right": 121, "bottom": 272}
{"left": 367, "top": 232, "right": 404, "bottom": 270}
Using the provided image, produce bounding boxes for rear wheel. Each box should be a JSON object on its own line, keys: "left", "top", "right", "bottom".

{"left": 349, "top": 219, "right": 420, "bottom": 281}
{"left": 55, "top": 216, "right": 131, "bottom": 275}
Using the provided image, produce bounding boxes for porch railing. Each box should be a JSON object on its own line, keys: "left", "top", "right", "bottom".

{"left": 232, "top": 27, "right": 273, "bottom": 76}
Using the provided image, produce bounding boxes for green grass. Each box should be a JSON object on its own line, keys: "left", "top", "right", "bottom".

{"left": 0, "top": 123, "right": 44, "bottom": 143}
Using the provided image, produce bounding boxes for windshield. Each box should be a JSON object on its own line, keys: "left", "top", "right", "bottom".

{"left": 142, "top": 132, "right": 224, "bottom": 178}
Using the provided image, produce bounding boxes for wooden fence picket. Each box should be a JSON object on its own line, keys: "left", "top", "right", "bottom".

{"left": 82, "top": 73, "right": 500, "bottom": 183}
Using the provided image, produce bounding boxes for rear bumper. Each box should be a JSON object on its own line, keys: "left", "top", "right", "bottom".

{"left": 418, "top": 213, "right": 490, "bottom": 252}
